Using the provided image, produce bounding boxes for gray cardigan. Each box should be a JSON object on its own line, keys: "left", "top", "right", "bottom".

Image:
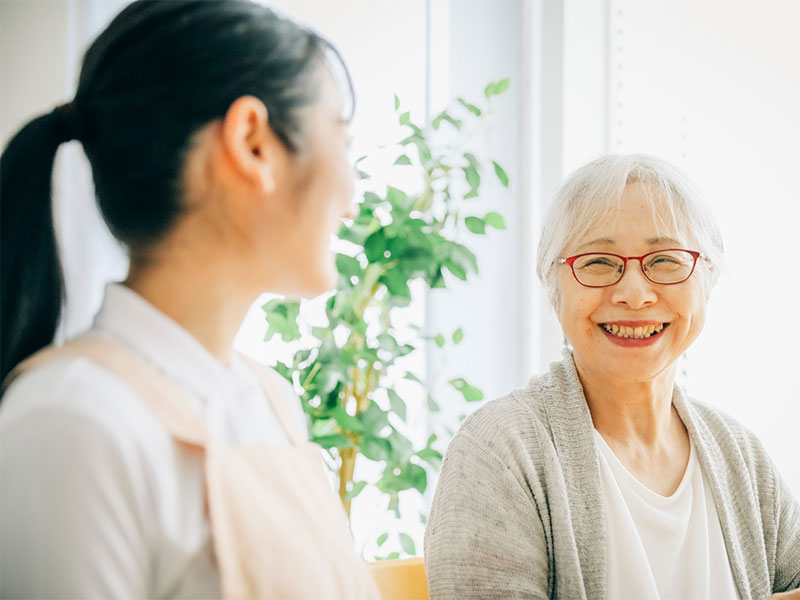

{"left": 424, "top": 352, "right": 800, "bottom": 599}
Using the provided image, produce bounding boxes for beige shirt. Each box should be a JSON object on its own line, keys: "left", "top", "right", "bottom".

{"left": 0, "top": 283, "right": 306, "bottom": 599}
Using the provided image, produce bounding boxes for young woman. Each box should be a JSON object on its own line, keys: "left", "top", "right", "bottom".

{"left": 0, "top": 1, "right": 378, "bottom": 598}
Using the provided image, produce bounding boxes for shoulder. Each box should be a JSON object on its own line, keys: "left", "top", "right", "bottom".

{"left": 3, "top": 355, "right": 166, "bottom": 433}
{"left": 450, "top": 372, "right": 559, "bottom": 477}
{"left": 680, "top": 393, "right": 784, "bottom": 516}
{"left": 682, "top": 394, "right": 774, "bottom": 474}
{"left": 1, "top": 355, "right": 174, "bottom": 478}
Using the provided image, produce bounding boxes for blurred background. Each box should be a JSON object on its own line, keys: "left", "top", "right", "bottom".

{"left": 2, "top": 0, "right": 798, "bottom": 559}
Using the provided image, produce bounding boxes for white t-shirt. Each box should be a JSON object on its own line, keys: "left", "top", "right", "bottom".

{"left": 594, "top": 429, "right": 740, "bottom": 600}
{"left": 0, "top": 283, "right": 307, "bottom": 599}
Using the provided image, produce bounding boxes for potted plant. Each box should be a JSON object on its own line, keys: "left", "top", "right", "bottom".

{"left": 263, "top": 78, "right": 510, "bottom": 558}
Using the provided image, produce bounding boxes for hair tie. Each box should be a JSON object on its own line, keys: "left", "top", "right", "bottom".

{"left": 52, "top": 102, "right": 83, "bottom": 142}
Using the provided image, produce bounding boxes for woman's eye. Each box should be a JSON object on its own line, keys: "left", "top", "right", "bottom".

{"left": 650, "top": 256, "right": 680, "bottom": 265}
{"left": 584, "top": 258, "right": 615, "bottom": 267}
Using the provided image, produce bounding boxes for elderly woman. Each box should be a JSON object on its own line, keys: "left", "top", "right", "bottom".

{"left": 424, "top": 154, "right": 800, "bottom": 599}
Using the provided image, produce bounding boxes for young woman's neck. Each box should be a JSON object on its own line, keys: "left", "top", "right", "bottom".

{"left": 125, "top": 241, "right": 259, "bottom": 366}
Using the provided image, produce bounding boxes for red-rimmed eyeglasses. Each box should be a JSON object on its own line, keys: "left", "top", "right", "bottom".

{"left": 558, "top": 249, "right": 703, "bottom": 288}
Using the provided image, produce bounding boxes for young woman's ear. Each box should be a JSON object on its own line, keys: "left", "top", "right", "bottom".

{"left": 221, "top": 95, "right": 280, "bottom": 193}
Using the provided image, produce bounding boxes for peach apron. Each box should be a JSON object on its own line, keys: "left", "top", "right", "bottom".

{"left": 7, "top": 336, "right": 380, "bottom": 599}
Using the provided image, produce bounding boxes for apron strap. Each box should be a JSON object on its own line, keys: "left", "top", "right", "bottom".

{"left": 238, "top": 355, "right": 308, "bottom": 447}
{"left": 4, "top": 335, "right": 208, "bottom": 447}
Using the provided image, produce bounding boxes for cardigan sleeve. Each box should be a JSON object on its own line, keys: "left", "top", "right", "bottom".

{"left": 772, "top": 462, "right": 800, "bottom": 592}
{"left": 424, "top": 430, "right": 550, "bottom": 599}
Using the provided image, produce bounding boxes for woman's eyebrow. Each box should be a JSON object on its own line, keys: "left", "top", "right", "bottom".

{"left": 575, "top": 236, "right": 682, "bottom": 253}
{"left": 646, "top": 236, "right": 682, "bottom": 246}
{"left": 577, "top": 237, "right": 615, "bottom": 251}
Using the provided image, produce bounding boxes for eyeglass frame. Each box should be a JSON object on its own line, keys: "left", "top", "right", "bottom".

{"left": 557, "top": 248, "right": 704, "bottom": 288}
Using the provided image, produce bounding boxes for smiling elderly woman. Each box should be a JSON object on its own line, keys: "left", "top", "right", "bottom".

{"left": 424, "top": 154, "right": 800, "bottom": 600}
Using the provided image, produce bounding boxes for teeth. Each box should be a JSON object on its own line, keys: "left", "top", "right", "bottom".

{"left": 601, "top": 323, "right": 665, "bottom": 339}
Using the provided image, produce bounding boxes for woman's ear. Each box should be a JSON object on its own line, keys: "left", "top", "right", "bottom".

{"left": 220, "top": 95, "right": 281, "bottom": 194}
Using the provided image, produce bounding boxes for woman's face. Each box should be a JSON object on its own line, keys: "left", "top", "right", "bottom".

{"left": 273, "top": 65, "right": 356, "bottom": 297}
{"left": 556, "top": 182, "right": 708, "bottom": 383}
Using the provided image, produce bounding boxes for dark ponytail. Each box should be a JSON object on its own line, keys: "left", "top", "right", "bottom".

{"left": 1, "top": 106, "right": 79, "bottom": 384}
{"left": 1, "top": 0, "right": 353, "bottom": 386}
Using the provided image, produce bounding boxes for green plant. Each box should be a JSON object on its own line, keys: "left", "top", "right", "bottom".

{"left": 263, "top": 78, "right": 510, "bottom": 557}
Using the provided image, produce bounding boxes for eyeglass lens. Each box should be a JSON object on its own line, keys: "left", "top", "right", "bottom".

{"left": 572, "top": 250, "right": 696, "bottom": 286}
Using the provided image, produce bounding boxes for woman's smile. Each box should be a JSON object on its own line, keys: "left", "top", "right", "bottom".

{"left": 597, "top": 320, "right": 671, "bottom": 347}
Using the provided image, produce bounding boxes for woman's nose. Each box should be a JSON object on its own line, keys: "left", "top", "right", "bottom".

{"left": 610, "top": 261, "right": 658, "bottom": 308}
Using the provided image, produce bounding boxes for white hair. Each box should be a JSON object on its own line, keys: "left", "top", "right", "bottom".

{"left": 536, "top": 154, "right": 724, "bottom": 307}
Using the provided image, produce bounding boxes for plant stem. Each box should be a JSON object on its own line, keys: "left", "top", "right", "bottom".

{"left": 339, "top": 447, "right": 356, "bottom": 518}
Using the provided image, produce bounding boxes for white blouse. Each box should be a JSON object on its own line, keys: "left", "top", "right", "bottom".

{"left": 594, "top": 429, "right": 740, "bottom": 600}
{"left": 0, "top": 283, "right": 307, "bottom": 599}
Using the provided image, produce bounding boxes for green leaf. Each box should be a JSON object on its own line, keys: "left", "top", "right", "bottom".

{"left": 389, "top": 429, "right": 415, "bottom": 463}
{"left": 484, "top": 211, "right": 507, "bottom": 230}
{"left": 451, "top": 243, "right": 479, "bottom": 274}
{"left": 485, "top": 77, "right": 511, "bottom": 98}
{"left": 360, "top": 401, "right": 390, "bottom": 433}
{"left": 378, "top": 332, "right": 400, "bottom": 353}
{"left": 464, "top": 216, "right": 486, "bottom": 234}
{"left": 457, "top": 97, "right": 482, "bottom": 116}
{"left": 449, "top": 378, "right": 485, "bottom": 402}
{"left": 336, "top": 254, "right": 361, "bottom": 277}
{"left": 453, "top": 327, "right": 464, "bottom": 344}
{"left": 312, "top": 433, "right": 353, "bottom": 449}
{"left": 382, "top": 268, "right": 411, "bottom": 299}
{"left": 407, "top": 463, "right": 427, "bottom": 494}
{"left": 494, "top": 77, "right": 511, "bottom": 95}
{"left": 378, "top": 552, "right": 400, "bottom": 561}
{"left": 427, "top": 396, "right": 440, "bottom": 412}
{"left": 263, "top": 308, "right": 301, "bottom": 342}
{"left": 394, "top": 94, "right": 400, "bottom": 110}
{"left": 377, "top": 532, "right": 389, "bottom": 547}
{"left": 433, "top": 110, "right": 463, "bottom": 130}
{"left": 361, "top": 435, "right": 392, "bottom": 461}
{"left": 394, "top": 154, "right": 412, "bottom": 165}
{"left": 387, "top": 389, "right": 407, "bottom": 422}
{"left": 343, "top": 480, "right": 367, "bottom": 501}
{"left": 311, "top": 418, "right": 337, "bottom": 438}
{"left": 463, "top": 152, "right": 480, "bottom": 168}
{"left": 404, "top": 371, "right": 423, "bottom": 384}
{"left": 386, "top": 186, "right": 408, "bottom": 209}
{"left": 443, "top": 259, "right": 467, "bottom": 281}
{"left": 330, "top": 407, "right": 364, "bottom": 433}
{"left": 399, "top": 533, "right": 416, "bottom": 556}
{"left": 464, "top": 166, "right": 481, "bottom": 191}
{"left": 434, "top": 333, "right": 446, "bottom": 348}
{"left": 273, "top": 361, "right": 293, "bottom": 383}
{"left": 492, "top": 161, "right": 509, "bottom": 187}
{"left": 417, "top": 447, "right": 443, "bottom": 470}
{"left": 363, "top": 191, "right": 382, "bottom": 207}
{"left": 311, "top": 326, "right": 330, "bottom": 340}
{"left": 399, "top": 111, "right": 411, "bottom": 125}
{"left": 364, "top": 229, "right": 387, "bottom": 263}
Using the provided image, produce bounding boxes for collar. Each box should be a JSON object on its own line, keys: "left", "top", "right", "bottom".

{"left": 91, "top": 282, "right": 236, "bottom": 405}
